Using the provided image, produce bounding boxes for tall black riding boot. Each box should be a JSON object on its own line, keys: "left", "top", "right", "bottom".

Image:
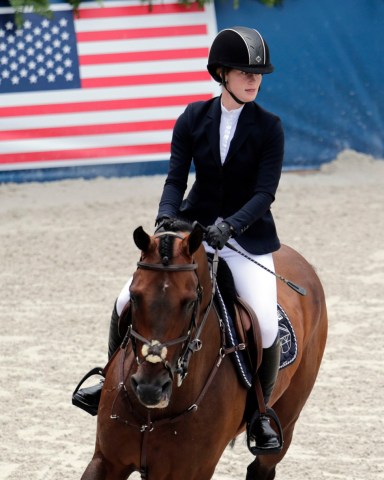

{"left": 72, "top": 301, "right": 124, "bottom": 416}
{"left": 247, "top": 334, "right": 282, "bottom": 453}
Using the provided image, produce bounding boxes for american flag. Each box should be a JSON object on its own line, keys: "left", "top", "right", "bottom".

{"left": 0, "top": 0, "right": 219, "bottom": 171}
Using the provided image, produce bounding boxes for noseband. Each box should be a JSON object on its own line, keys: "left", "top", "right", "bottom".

{"left": 128, "top": 230, "right": 215, "bottom": 385}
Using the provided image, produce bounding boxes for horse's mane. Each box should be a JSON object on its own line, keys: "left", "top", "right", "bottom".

{"left": 159, "top": 218, "right": 193, "bottom": 233}
{"left": 157, "top": 218, "right": 193, "bottom": 265}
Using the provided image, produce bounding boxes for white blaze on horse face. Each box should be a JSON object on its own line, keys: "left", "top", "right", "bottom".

{"left": 162, "top": 280, "right": 170, "bottom": 293}
{"left": 141, "top": 340, "right": 168, "bottom": 364}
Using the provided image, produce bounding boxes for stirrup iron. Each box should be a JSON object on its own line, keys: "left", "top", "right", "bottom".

{"left": 247, "top": 407, "right": 284, "bottom": 456}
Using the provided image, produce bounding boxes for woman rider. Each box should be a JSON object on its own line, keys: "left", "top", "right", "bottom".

{"left": 73, "top": 26, "right": 284, "bottom": 453}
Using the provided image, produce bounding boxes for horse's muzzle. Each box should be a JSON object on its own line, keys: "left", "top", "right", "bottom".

{"left": 131, "top": 369, "right": 173, "bottom": 409}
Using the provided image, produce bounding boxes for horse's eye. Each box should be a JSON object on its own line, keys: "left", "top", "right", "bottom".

{"left": 185, "top": 299, "right": 197, "bottom": 311}
{"left": 130, "top": 293, "right": 138, "bottom": 307}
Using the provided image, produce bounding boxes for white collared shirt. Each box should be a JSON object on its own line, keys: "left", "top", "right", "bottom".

{"left": 219, "top": 102, "right": 244, "bottom": 164}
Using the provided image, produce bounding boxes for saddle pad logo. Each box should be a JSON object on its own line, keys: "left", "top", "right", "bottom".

{"left": 278, "top": 305, "right": 298, "bottom": 369}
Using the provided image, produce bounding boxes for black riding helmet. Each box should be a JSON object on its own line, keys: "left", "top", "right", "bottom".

{"left": 207, "top": 26, "right": 274, "bottom": 83}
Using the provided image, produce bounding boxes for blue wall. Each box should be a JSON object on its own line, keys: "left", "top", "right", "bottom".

{"left": 1, "top": 0, "right": 383, "bottom": 182}
{"left": 215, "top": 0, "right": 384, "bottom": 169}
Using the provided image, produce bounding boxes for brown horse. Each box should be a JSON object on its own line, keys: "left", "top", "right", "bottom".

{"left": 80, "top": 221, "right": 327, "bottom": 480}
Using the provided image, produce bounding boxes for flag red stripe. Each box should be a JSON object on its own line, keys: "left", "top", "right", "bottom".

{"left": 0, "top": 120, "right": 176, "bottom": 141}
{"left": 79, "top": 48, "right": 209, "bottom": 65}
{"left": 81, "top": 71, "right": 210, "bottom": 88}
{"left": 0, "top": 143, "right": 171, "bottom": 164}
{"left": 0, "top": 93, "right": 212, "bottom": 117}
{"left": 77, "top": 24, "right": 207, "bottom": 42}
{"left": 76, "top": 3, "right": 204, "bottom": 20}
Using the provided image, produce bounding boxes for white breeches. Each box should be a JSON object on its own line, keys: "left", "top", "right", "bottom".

{"left": 116, "top": 277, "right": 132, "bottom": 318}
{"left": 205, "top": 239, "right": 278, "bottom": 348}
{"left": 116, "top": 239, "right": 278, "bottom": 349}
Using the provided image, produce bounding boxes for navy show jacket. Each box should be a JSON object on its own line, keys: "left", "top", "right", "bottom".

{"left": 157, "top": 96, "right": 284, "bottom": 255}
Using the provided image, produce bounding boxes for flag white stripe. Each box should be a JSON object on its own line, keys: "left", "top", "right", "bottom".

{"left": 0, "top": 107, "right": 182, "bottom": 131}
{"left": 77, "top": 35, "right": 210, "bottom": 55}
{"left": 0, "top": 81, "right": 218, "bottom": 107}
{"left": 75, "top": 11, "right": 211, "bottom": 32}
{"left": 1, "top": 131, "right": 173, "bottom": 154}
{"left": 0, "top": 154, "right": 169, "bottom": 171}
{"left": 80, "top": 58, "right": 206, "bottom": 78}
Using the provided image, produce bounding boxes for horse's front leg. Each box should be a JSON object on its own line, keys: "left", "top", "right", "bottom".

{"left": 81, "top": 453, "right": 107, "bottom": 480}
{"left": 246, "top": 457, "right": 276, "bottom": 480}
{"left": 81, "top": 452, "right": 135, "bottom": 480}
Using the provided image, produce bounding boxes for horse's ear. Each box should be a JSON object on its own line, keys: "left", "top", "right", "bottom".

{"left": 133, "top": 226, "right": 151, "bottom": 252}
{"left": 184, "top": 222, "right": 204, "bottom": 256}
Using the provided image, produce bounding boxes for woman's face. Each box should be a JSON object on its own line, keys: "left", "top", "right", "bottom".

{"left": 222, "top": 69, "right": 262, "bottom": 109}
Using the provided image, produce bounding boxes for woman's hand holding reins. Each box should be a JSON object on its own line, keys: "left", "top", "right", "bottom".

{"left": 205, "top": 221, "right": 234, "bottom": 250}
{"left": 154, "top": 215, "right": 171, "bottom": 233}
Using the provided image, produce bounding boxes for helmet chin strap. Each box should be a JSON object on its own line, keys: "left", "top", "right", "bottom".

{"left": 221, "top": 67, "right": 246, "bottom": 105}
{"left": 224, "top": 85, "right": 246, "bottom": 105}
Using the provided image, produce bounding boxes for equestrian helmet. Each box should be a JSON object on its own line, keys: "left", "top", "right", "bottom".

{"left": 207, "top": 26, "right": 274, "bottom": 82}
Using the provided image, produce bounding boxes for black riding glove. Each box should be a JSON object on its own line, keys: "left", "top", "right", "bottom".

{"left": 154, "top": 215, "right": 171, "bottom": 233}
{"left": 205, "top": 221, "right": 233, "bottom": 250}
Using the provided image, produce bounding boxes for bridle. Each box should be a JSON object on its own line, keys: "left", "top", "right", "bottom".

{"left": 110, "top": 231, "right": 225, "bottom": 479}
{"left": 128, "top": 231, "right": 218, "bottom": 386}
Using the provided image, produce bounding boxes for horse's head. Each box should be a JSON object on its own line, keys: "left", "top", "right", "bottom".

{"left": 129, "top": 220, "right": 209, "bottom": 409}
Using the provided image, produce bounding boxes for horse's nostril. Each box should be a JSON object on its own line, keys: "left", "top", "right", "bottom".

{"left": 130, "top": 372, "right": 173, "bottom": 408}
{"left": 136, "top": 384, "right": 162, "bottom": 406}
{"left": 130, "top": 376, "right": 139, "bottom": 392}
{"left": 162, "top": 380, "right": 172, "bottom": 393}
